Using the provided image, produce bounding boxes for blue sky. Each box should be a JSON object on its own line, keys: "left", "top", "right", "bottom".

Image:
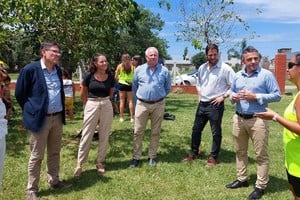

{"left": 134, "top": 0, "right": 300, "bottom": 61}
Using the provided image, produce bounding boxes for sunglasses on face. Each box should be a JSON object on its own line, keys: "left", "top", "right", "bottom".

{"left": 288, "top": 62, "right": 300, "bottom": 69}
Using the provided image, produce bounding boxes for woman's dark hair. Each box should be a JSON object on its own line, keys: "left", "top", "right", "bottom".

{"left": 88, "top": 53, "right": 109, "bottom": 74}
{"left": 62, "top": 69, "right": 70, "bottom": 79}
{"left": 132, "top": 55, "right": 143, "bottom": 66}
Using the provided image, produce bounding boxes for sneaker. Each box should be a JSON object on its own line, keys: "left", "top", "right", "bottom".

{"left": 50, "top": 180, "right": 72, "bottom": 189}
{"left": 130, "top": 118, "right": 134, "bottom": 123}
{"left": 206, "top": 156, "right": 217, "bottom": 167}
{"left": 119, "top": 118, "right": 124, "bottom": 122}
{"left": 129, "top": 159, "right": 140, "bottom": 168}
{"left": 148, "top": 158, "right": 157, "bottom": 167}
{"left": 182, "top": 152, "right": 199, "bottom": 162}
{"left": 96, "top": 163, "right": 105, "bottom": 175}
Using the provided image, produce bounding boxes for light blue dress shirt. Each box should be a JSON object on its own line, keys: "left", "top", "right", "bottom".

{"left": 231, "top": 66, "right": 281, "bottom": 114}
{"left": 133, "top": 63, "right": 171, "bottom": 101}
{"left": 41, "top": 60, "right": 63, "bottom": 114}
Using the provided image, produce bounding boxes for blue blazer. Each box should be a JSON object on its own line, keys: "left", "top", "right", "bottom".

{"left": 15, "top": 60, "right": 65, "bottom": 132}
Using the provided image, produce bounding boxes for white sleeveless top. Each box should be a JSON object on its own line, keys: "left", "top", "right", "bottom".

{"left": 63, "top": 79, "right": 74, "bottom": 97}
{"left": 0, "top": 98, "right": 8, "bottom": 138}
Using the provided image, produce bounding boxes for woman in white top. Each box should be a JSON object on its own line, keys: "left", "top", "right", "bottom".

{"left": 0, "top": 67, "right": 8, "bottom": 190}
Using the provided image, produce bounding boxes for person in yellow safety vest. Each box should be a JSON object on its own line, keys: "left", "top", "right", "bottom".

{"left": 115, "top": 53, "right": 135, "bottom": 123}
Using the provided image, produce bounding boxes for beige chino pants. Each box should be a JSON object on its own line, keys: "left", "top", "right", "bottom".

{"left": 232, "top": 114, "right": 270, "bottom": 189}
{"left": 77, "top": 97, "right": 113, "bottom": 165}
{"left": 133, "top": 99, "right": 165, "bottom": 159}
{"left": 27, "top": 114, "right": 63, "bottom": 193}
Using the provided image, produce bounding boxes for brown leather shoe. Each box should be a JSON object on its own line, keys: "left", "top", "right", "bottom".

{"left": 96, "top": 163, "right": 105, "bottom": 175}
{"left": 206, "top": 156, "right": 217, "bottom": 167}
{"left": 182, "top": 152, "right": 199, "bottom": 161}
{"left": 51, "top": 180, "right": 72, "bottom": 189}
{"left": 26, "top": 191, "right": 39, "bottom": 200}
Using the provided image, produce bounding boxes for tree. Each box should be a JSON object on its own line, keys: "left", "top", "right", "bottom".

{"left": 227, "top": 39, "right": 247, "bottom": 71}
{"left": 183, "top": 47, "right": 188, "bottom": 60}
{"left": 0, "top": 0, "right": 169, "bottom": 71}
{"left": 116, "top": 6, "right": 170, "bottom": 64}
{"left": 191, "top": 52, "right": 206, "bottom": 69}
{"left": 177, "top": 0, "right": 258, "bottom": 50}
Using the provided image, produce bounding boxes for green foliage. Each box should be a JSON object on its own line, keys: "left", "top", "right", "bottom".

{"left": 0, "top": 0, "right": 169, "bottom": 71}
{"left": 191, "top": 52, "right": 206, "bottom": 68}
{"left": 183, "top": 47, "right": 188, "bottom": 60}
{"left": 0, "top": 90, "right": 294, "bottom": 199}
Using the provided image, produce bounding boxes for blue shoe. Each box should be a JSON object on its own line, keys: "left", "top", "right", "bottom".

{"left": 148, "top": 158, "right": 157, "bottom": 167}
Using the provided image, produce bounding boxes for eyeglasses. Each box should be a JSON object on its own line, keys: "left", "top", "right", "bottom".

{"left": 46, "top": 49, "right": 61, "bottom": 54}
{"left": 287, "top": 62, "right": 300, "bottom": 69}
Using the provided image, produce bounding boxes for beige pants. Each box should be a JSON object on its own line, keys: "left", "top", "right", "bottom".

{"left": 77, "top": 97, "right": 113, "bottom": 165}
{"left": 133, "top": 99, "right": 165, "bottom": 159}
{"left": 27, "top": 114, "right": 63, "bottom": 193}
{"left": 232, "top": 114, "right": 269, "bottom": 189}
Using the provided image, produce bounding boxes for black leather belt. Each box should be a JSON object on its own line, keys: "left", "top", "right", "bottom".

{"left": 200, "top": 101, "right": 212, "bottom": 105}
{"left": 138, "top": 98, "right": 164, "bottom": 104}
{"left": 46, "top": 111, "right": 62, "bottom": 116}
{"left": 236, "top": 111, "right": 255, "bottom": 119}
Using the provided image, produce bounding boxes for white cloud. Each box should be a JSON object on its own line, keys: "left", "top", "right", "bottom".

{"left": 236, "top": 0, "right": 300, "bottom": 23}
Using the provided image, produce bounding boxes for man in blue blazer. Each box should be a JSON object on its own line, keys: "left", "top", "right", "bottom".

{"left": 15, "top": 41, "right": 71, "bottom": 200}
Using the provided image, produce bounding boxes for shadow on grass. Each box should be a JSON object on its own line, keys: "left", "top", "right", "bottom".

{"left": 6, "top": 109, "right": 29, "bottom": 156}
{"left": 38, "top": 170, "right": 112, "bottom": 197}
{"left": 248, "top": 174, "right": 289, "bottom": 194}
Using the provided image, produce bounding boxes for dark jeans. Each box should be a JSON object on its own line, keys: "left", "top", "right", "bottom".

{"left": 191, "top": 101, "right": 224, "bottom": 159}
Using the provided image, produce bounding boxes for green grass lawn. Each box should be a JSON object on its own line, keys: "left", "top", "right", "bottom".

{"left": 0, "top": 91, "right": 296, "bottom": 200}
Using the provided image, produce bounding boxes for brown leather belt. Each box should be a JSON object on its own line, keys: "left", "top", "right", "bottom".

{"left": 138, "top": 98, "right": 164, "bottom": 104}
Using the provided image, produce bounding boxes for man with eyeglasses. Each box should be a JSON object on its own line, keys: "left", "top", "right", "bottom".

{"left": 15, "top": 41, "right": 71, "bottom": 200}
{"left": 226, "top": 46, "right": 281, "bottom": 200}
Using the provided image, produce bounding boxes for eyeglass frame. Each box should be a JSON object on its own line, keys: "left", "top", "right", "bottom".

{"left": 287, "top": 62, "right": 300, "bottom": 69}
{"left": 46, "top": 49, "right": 61, "bottom": 55}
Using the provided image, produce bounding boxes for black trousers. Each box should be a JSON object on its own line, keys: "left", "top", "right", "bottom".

{"left": 191, "top": 101, "right": 224, "bottom": 159}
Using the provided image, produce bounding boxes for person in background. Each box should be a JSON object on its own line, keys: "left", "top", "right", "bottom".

{"left": 182, "top": 43, "right": 235, "bottom": 167}
{"left": 113, "top": 77, "right": 120, "bottom": 116}
{"left": 73, "top": 53, "right": 114, "bottom": 178}
{"left": 226, "top": 46, "right": 281, "bottom": 200}
{"left": 0, "top": 67, "right": 8, "bottom": 191}
{"left": 131, "top": 55, "right": 143, "bottom": 107}
{"left": 62, "top": 69, "right": 75, "bottom": 121}
{"left": 129, "top": 47, "right": 171, "bottom": 167}
{"left": 2, "top": 75, "right": 13, "bottom": 122}
{"left": 131, "top": 55, "right": 143, "bottom": 68}
{"left": 15, "top": 41, "right": 71, "bottom": 200}
{"left": 255, "top": 54, "right": 300, "bottom": 200}
{"left": 115, "top": 53, "right": 135, "bottom": 122}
